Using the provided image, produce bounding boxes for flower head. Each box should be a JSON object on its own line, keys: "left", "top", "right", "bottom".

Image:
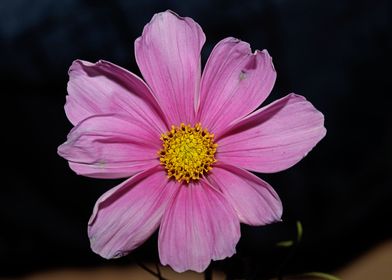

{"left": 58, "top": 10, "right": 326, "bottom": 272}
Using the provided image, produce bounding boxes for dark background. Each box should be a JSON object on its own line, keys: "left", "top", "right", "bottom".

{"left": 1, "top": 0, "right": 391, "bottom": 279}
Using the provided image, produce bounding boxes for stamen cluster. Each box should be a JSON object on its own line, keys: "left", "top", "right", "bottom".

{"left": 159, "top": 123, "right": 217, "bottom": 183}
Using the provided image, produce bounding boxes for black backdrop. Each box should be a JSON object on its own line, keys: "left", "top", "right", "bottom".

{"left": 2, "top": 0, "right": 391, "bottom": 279}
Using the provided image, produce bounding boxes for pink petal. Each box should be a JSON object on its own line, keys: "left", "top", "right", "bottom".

{"left": 158, "top": 180, "right": 240, "bottom": 272}
{"left": 207, "top": 164, "right": 282, "bottom": 225}
{"left": 198, "top": 37, "right": 276, "bottom": 136}
{"left": 65, "top": 59, "right": 167, "bottom": 134}
{"left": 217, "top": 93, "right": 326, "bottom": 173}
{"left": 135, "top": 10, "right": 205, "bottom": 125}
{"left": 58, "top": 114, "right": 161, "bottom": 179}
{"left": 88, "top": 166, "right": 178, "bottom": 259}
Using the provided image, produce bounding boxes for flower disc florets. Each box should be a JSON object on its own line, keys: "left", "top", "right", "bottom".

{"left": 159, "top": 123, "right": 217, "bottom": 183}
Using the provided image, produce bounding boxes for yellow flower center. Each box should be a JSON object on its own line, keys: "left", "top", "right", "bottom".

{"left": 158, "top": 123, "right": 217, "bottom": 183}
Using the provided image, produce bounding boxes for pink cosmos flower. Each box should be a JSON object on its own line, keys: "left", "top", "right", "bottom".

{"left": 58, "top": 10, "right": 326, "bottom": 272}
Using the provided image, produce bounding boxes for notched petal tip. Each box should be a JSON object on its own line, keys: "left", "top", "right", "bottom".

{"left": 225, "top": 36, "right": 247, "bottom": 45}
{"left": 89, "top": 235, "right": 130, "bottom": 259}
{"left": 68, "top": 59, "right": 122, "bottom": 79}
{"left": 287, "top": 93, "right": 327, "bottom": 140}
{"left": 162, "top": 9, "right": 182, "bottom": 18}
{"left": 260, "top": 49, "right": 276, "bottom": 72}
{"left": 157, "top": 9, "right": 197, "bottom": 23}
{"left": 250, "top": 49, "right": 276, "bottom": 74}
{"left": 147, "top": 9, "right": 203, "bottom": 32}
{"left": 57, "top": 131, "right": 79, "bottom": 159}
{"left": 275, "top": 200, "right": 284, "bottom": 222}
{"left": 57, "top": 142, "right": 68, "bottom": 158}
{"left": 68, "top": 59, "right": 92, "bottom": 75}
{"left": 220, "top": 37, "right": 251, "bottom": 53}
{"left": 68, "top": 59, "right": 105, "bottom": 78}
